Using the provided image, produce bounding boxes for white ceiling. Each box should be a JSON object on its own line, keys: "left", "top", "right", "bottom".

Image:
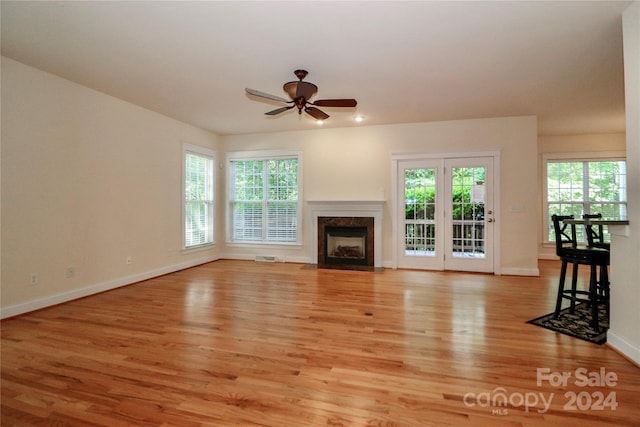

{"left": 1, "top": 1, "right": 631, "bottom": 136}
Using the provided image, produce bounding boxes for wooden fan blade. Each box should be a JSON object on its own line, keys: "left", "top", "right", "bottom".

{"left": 296, "top": 81, "right": 318, "bottom": 100}
{"left": 313, "top": 99, "right": 357, "bottom": 108}
{"left": 305, "top": 106, "right": 329, "bottom": 121}
{"left": 265, "top": 106, "right": 294, "bottom": 115}
{"left": 246, "top": 88, "right": 290, "bottom": 103}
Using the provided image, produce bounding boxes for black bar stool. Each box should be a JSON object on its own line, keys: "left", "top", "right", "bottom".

{"left": 583, "top": 213, "right": 611, "bottom": 250}
{"left": 551, "top": 215, "right": 610, "bottom": 332}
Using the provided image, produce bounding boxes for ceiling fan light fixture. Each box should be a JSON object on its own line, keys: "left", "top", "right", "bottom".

{"left": 316, "top": 120, "right": 324, "bottom": 125}
{"left": 283, "top": 81, "right": 300, "bottom": 99}
{"left": 354, "top": 115, "right": 364, "bottom": 122}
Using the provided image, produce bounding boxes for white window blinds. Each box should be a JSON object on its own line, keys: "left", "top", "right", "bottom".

{"left": 229, "top": 155, "right": 300, "bottom": 244}
{"left": 184, "top": 145, "right": 215, "bottom": 248}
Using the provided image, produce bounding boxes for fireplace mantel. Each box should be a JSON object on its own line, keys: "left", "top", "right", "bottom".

{"left": 307, "top": 200, "right": 384, "bottom": 268}
{"left": 307, "top": 200, "right": 385, "bottom": 210}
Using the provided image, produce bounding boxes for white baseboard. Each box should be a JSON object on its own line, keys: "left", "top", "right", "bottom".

{"left": 220, "top": 253, "right": 255, "bottom": 262}
{"left": 283, "top": 256, "right": 311, "bottom": 264}
{"left": 0, "top": 255, "right": 220, "bottom": 319}
{"left": 221, "top": 253, "right": 311, "bottom": 264}
{"left": 606, "top": 330, "right": 640, "bottom": 366}
{"left": 500, "top": 267, "right": 540, "bottom": 276}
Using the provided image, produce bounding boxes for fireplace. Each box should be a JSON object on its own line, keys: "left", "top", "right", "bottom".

{"left": 318, "top": 216, "right": 374, "bottom": 271}
{"left": 308, "top": 200, "right": 384, "bottom": 270}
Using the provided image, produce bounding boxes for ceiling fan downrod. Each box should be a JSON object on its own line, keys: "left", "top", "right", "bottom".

{"left": 293, "top": 69, "right": 308, "bottom": 81}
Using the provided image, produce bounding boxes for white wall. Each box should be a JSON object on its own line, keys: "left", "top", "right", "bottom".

{"left": 537, "top": 133, "right": 626, "bottom": 259}
{"left": 1, "top": 57, "right": 220, "bottom": 317}
{"left": 221, "top": 116, "right": 539, "bottom": 275}
{"left": 539, "top": 133, "right": 626, "bottom": 153}
{"left": 608, "top": 1, "right": 640, "bottom": 365}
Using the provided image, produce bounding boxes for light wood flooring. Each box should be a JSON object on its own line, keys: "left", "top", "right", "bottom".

{"left": 2, "top": 259, "right": 639, "bottom": 426}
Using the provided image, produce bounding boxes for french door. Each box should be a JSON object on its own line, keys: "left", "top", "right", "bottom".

{"left": 397, "top": 156, "right": 495, "bottom": 273}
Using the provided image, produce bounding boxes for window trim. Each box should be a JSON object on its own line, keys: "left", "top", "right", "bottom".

{"left": 182, "top": 143, "right": 216, "bottom": 251}
{"left": 225, "top": 149, "right": 303, "bottom": 246}
{"left": 542, "top": 151, "right": 626, "bottom": 244}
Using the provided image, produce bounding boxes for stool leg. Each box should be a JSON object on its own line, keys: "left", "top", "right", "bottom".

{"left": 555, "top": 259, "right": 569, "bottom": 317}
{"left": 589, "top": 264, "right": 599, "bottom": 332}
{"left": 569, "top": 262, "right": 579, "bottom": 313}
{"left": 599, "top": 264, "right": 610, "bottom": 323}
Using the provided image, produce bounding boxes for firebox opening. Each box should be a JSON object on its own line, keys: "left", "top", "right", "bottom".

{"left": 325, "top": 226, "right": 368, "bottom": 265}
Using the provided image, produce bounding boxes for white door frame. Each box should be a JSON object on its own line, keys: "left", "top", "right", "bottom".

{"left": 391, "top": 151, "right": 502, "bottom": 275}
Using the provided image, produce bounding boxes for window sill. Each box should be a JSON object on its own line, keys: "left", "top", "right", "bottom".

{"left": 182, "top": 243, "right": 216, "bottom": 255}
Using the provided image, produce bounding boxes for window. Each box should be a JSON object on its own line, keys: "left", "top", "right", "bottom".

{"left": 543, "top": 152, "right": 626, "bottom": 243}
{"left": 183, "top": 144, "right": 215, "bottom": 249}
{"left": 227, "top": 151, "right": 301, "bottom": 245}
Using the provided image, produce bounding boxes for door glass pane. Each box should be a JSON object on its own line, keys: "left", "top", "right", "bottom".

{"left": 451, "top": 167, "right": 486, "bottom": 258}
{"left": 404, "top": 168, "right": 436, "bottom": 256}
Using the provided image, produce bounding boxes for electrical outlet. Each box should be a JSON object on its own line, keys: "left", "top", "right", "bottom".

{"left": 126, "top": 256, "right": 133, "bottom": 265}
{"left": 29, "top": 272, "right": 38, "bottom": 286}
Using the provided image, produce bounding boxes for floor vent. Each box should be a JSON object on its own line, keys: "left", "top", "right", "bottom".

{"left": 255, "top": 255, "right": 277, "bottom": 263}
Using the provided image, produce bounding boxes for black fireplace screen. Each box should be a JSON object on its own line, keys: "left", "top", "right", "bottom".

{"left": 325, "top": 226, "right": 368, "bottom": 264}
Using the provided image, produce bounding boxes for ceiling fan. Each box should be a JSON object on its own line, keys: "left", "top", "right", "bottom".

{"left": 245, "top": 69, "right": 357, "bottom": 121}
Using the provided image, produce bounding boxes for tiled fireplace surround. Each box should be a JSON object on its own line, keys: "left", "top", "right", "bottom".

{"left": 308, "top": 201, "right": 384, "bottom": 269}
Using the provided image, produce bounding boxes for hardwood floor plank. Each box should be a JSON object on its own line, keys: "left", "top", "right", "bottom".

{"left": 2, "top": 260, "right": 639, "bottom": 426}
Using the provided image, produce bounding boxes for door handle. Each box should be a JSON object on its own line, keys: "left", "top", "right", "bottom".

{"left": 487, "top": 218, "right": 495, "bottom": 223}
